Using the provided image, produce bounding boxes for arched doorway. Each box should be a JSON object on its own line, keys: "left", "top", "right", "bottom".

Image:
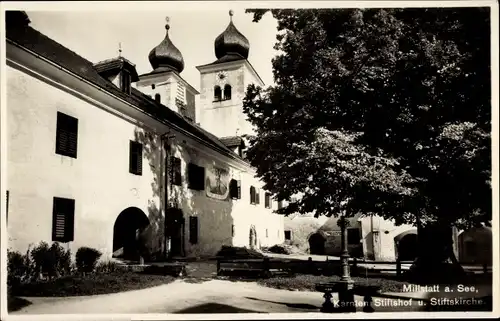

{"left": 249, "top": 225, "right": 257, "bottom": 249}
{"left": 113, "top": 207, "right": 150, "bottom": 261}
{"left": 309, "top": 232, "right": 326, "bottom": 255}
{"left": 395, "top": 229, "right": 418, "bottom": 261}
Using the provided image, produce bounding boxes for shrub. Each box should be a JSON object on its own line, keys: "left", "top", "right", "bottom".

{"left": 7, "top": 249, "right": 32, "bottom": 289}
{"left": 76, "top": 247, "right": 102, "bottom": 273}
{"left": 216, "top": 246, "right": 265, "bottom": 259}
{"left": 267, "top": 244, "right": 292, "bottom": 255}
{"left": 30, "top": 242, "right": 72, "bottom": 279}
{"left": 95, "top": 261, "right": 120, "bottom": 274}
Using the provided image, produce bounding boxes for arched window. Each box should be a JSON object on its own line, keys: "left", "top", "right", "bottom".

{"left": 224, "top": 84, "right": 232, "bottom": 100}
{"left": 155, "top": 93, "right": 161, "bottom": 103}
{"left": 214, "top": 86, "right": 222, "bottom": 101}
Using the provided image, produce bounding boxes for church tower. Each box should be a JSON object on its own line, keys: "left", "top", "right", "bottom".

{"left": 137, "top": 17, "right": 199, "bottom": 123}
{"left": 196, "top": 10, "right": 264, "bottom": 139}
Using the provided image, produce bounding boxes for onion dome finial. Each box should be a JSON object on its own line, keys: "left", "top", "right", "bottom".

{"left": 148, "top": 16, "right": 184, "bottom": 73}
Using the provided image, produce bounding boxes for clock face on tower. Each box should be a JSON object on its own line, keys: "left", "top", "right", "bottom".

{"left": 216, "top": 71, "right": 228, "bottom": 84}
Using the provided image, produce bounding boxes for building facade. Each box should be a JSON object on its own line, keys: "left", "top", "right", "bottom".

{"left": 284, "top": 213, "right": 418, "bottom": 261}
{"left": 5, "top": 11, "right": 284, "bottom": 261}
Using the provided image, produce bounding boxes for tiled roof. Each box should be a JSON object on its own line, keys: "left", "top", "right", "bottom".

{"left": 220, "top": 136, "right": 244, "bottom": 147}
{"left": 6, "top": 20, "right": 244, "bottom": 163}
{"left": 93, "top": 57, "right": 140, "bottom": 82}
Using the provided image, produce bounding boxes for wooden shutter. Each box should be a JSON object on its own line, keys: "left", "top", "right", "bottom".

{"left": 250, "top": 186, "right": 255, "bottom": 204}
{"left": 256, "top": 189, "right": 260, "bottom": 205}
{"left": 171, "top": 157, "right": 182, "bottom": 186}
{"left": 229, "top": 179, "right": 238, "bottom": 199}
{"left": 52, "top": 197, "right": 75, "bottom": 242}
{"left": 189, "top": 216, "right": 198, "bottom": 244}
{"left": 237, "top": 180, "right": 241, "bottom": 199}
{"left": 265, "top": 193, "right": 270, "bottom": 208}
{"left": 56, "top": 112, "right": 78, "bottom": 158}
{"left": 129, "top": 141, "right": 143, "bottom": 175}
{"left": 188, "top": 163, "right": 204, "bottom": 190}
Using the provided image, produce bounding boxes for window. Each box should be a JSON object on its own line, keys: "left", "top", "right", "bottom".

{"left": 229, "top": 179, "right": 241, "bottom": 199}
{"left": 188, "top": 163, "right": 205, "bottom": 190}
{"left": 171, "top": 156, "right": 182, "bottom": 186}
{"left": 265, "top": 193, "right": 271, "bottom": 209}
{"left": 155, "top": 93, "right": 161, "bottom": 103}
{"left": 214, "top": 86, "right": 222, "bottom": 101}
{"left": 121, "top": 70, "right": 131, "bottom": 94}
{"left": 189, "top": 216, "right": 198, "bottom": 244}
{"left": 129, "top": 141, "right": 143, "bottom": 175}
{"left": 55, "top": 112, "right": 78, "bottom": 158}
{"left": 285, "top": 230, "right": 291, "bottom": 240}
{"left": 52, "top": 197, "right": 75, "bottom": 242}
{"left": 250, "top": 186, "right": 256, "bottom": 204}
{"left": 224, "top": 84, "right": 232, "bottom": 100}
{"left": 347, "top": 228, "right": 361, "bottom": 245}
{"left": 255, "top": 188, "right": 260, "bottom": 205}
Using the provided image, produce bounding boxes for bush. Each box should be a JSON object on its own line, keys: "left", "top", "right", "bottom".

{"left": 267, "top": 244, "right": 292, "bottom": 255}
{"left": 7, "top": 249, "right": 32, "bottom": 289}
{"left": 76, "top": 247, "right": 102, "bottom": 273}
{"left": 30, "top": 242, "right": 72, "bottom": 279}
{"left": 95, "top": 260, "right": 120, "bottom": 274}
{"left": 216, "top": 246, "right": 265, "bottom": 259}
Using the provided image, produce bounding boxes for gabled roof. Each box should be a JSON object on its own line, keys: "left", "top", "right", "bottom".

{"left": 5, "top": 17, "right": 245, "bottom": 164}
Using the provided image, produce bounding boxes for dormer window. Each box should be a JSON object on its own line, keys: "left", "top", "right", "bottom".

{"left": 224, "top": 84, "right": 232, "bottom": 100}
{"left": 121, "top": 69, "right": 131, "bottom": 94}
{"left": 155, "top": 93, "right": 161, "bottom": 103}
{"left": 214, "top": 86, "right": 222, "bottom": 101}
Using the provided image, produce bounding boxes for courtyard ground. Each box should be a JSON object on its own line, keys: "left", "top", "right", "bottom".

{"left": 10, "top": 260, "right": 492, "bottom": 314}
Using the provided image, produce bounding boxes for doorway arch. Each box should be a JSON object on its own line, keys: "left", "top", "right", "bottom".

{"left": 395, "top": 229, "right": 418, "bottom": 261}
{"left": 309, "top": 232, "right": 326, "bottom": 255}
{"left": 249, "top": 225, "right": 257, "bottom": 249}
{"left": 113, "top": 207, "right": 150, "bottom": 261}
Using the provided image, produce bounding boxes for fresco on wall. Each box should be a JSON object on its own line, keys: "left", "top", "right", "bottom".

{"left": 205, "top": 165, "right": 230, "bottom": 200}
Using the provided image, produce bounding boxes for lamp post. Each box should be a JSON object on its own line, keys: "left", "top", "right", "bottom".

{"left": 338, "top": 212, "right": 355, "bottom": 312}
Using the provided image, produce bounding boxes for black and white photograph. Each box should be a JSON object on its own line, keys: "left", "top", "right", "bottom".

{"left": 1, "top": 1, "right": 498, "bottom": 318}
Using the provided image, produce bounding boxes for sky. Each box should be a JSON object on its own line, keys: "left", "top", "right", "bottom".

{"left": 26, "top": 9, "right": 280, "bottom": 91}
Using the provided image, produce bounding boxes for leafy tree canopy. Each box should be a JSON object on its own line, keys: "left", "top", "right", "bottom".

{"left": 243, "top": 8, "right": 491, "bottom": 230}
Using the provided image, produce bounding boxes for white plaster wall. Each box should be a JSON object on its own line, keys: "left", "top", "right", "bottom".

{"left": 358, "top": 216, "right": 415, "bottom": 261}
{"left": 6, "top": 66, "right": 162, "bottom": 260}
{"left": 169, "top": 141, "right": 283, "bottom": 257}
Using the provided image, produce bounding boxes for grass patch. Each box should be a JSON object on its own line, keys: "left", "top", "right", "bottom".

{"left": 257, "top": 274, "right": 413, "bottom": 293}
{"left": 10, "top": 272, "right": 176, "bottom": 297}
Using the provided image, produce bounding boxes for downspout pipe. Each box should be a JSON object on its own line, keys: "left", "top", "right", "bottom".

{"left": 161, "top": 132, "right": 175, "bottom": 261}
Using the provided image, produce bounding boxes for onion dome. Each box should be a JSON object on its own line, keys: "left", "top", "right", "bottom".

{"left": 214, "top": 10, "right": 250, "bottom": 60}
{"left": 148, "top": 17, "right": 184, "bottom": 73}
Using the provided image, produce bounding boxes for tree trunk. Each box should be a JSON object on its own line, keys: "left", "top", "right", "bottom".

{"left": 408, "top": 223, "right": 466, "bottom": 284}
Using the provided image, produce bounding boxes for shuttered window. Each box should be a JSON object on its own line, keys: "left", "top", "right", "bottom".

{"left": 129, "top": 141, "right": 143, "bottom": 175}
{"left": 250, "top": 186, "right": 256, "bottom": 204}
{"left": 188, "top": 163, "right": 205, "bottom": 190}
{"left": 52, "top": 197, "right": 75, "bottom": 243}
{"left": 55, "top": 112, "right": 78, "bottom": 158}
{"left": 265, "top": 193, "right": 271, "bottom": 209}
{"left": 229, "top": 179, "right": 241, "bottom": 199}
{"left": 189, "top": 216, "right": 198, "bottom": 244}
{"left": 171, "top": 156, "right": 182, "bottom": 186}
{"left": 255, "top": 188, "right": 260, "bottom": 205}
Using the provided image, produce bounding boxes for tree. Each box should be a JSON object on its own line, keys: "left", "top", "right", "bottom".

{"left": 243, "top": 8, "right": 491, "bottom": 283}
